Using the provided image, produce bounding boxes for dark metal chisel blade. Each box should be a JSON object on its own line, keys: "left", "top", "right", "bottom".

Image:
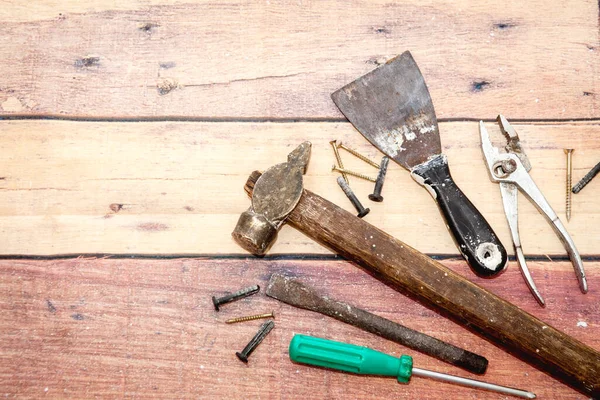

{"left": 331, "top": 51, "right": 441, "bottom": 170}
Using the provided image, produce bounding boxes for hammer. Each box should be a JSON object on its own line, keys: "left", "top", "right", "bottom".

{"left": 232, "top": 142, "right": 600, "bottom": 397}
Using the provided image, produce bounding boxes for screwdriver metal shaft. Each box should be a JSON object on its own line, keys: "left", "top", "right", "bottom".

{"left": 412, "top": 368, "right": 535, "bottom": 399}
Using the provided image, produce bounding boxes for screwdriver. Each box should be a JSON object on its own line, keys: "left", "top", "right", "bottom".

{"left": 289, "top": 335, "right": 536, "bottom": 399}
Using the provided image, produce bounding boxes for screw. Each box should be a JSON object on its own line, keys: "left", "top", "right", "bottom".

{"left": 337, "top": 176, "right": 370, "bottom": 218}
{"left": 332, "top": 165, "right": 377, "bottom": 182}
{"left": 564, "top": 149, "right": 574, "bottom": 221}
{"left": 226, "top": 312, "right": 275, "bottom": 324}
{"left": 369, "top": 156, "right": 390, "bottom": 202}
{"left": 572, "top": 160, "right": 600, "bottom": 194}
{"left": 212, "top": 285, "right": 260, "bottom": 311}
{"left": 330, "top": 140, "right": 349, "bottom": 184}
{"left": 236, "top": 320, "right": 275, "bottom": 363}
{"left": 337, "top": 141, "right": 380, "bottom": 168}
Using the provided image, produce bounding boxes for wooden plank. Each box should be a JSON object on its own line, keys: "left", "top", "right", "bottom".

{"left": 1, "top": 120, "right": 599, "bottom": 256}
{"left": 0, "top": 0, "right": 597, "bottom": 119}
{"left": 0, "top": 258, "right": 597, "bottom": 398}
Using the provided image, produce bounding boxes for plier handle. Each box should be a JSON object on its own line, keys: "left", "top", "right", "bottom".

{"left": 480, "top": 116, "right": 587, "bottom": 306}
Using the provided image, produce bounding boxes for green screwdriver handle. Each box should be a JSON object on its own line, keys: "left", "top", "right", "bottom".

{"left": 289, "top": 334, "right": 413, "bottom": 383}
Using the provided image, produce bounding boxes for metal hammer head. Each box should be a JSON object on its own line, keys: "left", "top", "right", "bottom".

{"left": 232, "top": 142, "right": 311, "bottom": 255}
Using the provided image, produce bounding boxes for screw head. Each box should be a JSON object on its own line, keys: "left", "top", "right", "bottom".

{"left": 368, "top": 193, "right": 383, "bottom": 202}
{"left": 212, "top": 296, "right": 221, "bottom": 311}
{"left": 357, "top": 208, "right": 370, "bottom": 218}
{"left": 236, "top": 352, "right": 249, "bottom": 363}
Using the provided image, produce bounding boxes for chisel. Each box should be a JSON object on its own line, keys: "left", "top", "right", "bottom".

{"left": 266, "top": 273, "right": 488, "bottom": 374}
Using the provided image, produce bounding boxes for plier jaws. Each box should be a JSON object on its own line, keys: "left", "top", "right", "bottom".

{"left": 480, "top": 116, "right": 587, "bottom": 306}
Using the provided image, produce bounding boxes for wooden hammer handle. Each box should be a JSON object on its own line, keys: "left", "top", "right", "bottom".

{"left": 244, "top": 172, "right": 600, "bottom": 396}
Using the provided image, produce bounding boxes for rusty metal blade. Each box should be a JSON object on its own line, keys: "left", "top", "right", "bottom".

{"left": 331, "top": 51, "right": 441, "bottom": 169}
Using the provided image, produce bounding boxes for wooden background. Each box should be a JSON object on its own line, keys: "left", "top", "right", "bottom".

{"left": 0, "top": 1, "right": 598, "bottom": 399}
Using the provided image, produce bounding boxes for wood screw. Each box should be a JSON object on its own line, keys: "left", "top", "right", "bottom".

{"left": 564, "top": 149, "right": 574, "bottom": 221}
{"left": 226, "top": 312, "right": 275, "bottom": 324}
{"left": 337, "top": 176, "right": 370, "bottom": 218}
{"left": 332, "top": 165, "right": 377, "bottom": 182}
{"left": 212, "top": 285, "right": 260, "bottom": 311}
{"left": 337, "top": 141, "right": 380, "bottom": 168}
{"left": 329, "top": 140, "right": 349, "bottom": 184}
{"left": 236, "top": 320, "right": 275, "bottom": 363}
{"left": 369, "top": 156, "right": 390, "bottom": 202}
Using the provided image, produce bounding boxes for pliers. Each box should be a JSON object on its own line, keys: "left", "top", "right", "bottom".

{"left": 479, "top": 115, "right": 587, "bottom": 306}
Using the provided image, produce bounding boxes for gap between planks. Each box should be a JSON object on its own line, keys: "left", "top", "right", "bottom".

{"left": 3, "top": 114, "right": 600, "bottom": 124}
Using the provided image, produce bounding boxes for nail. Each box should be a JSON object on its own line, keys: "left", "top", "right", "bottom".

{"left": 212, "top": 285, "right": 260, "bottom": 311}
{"left": 337, "top": 176, "right": 370, "bottom": 218}
{"left": 236, "top": 320, "right": 275, "bottom": 363}
{"left": 572, "top": 160, "right": 600, "bottom": 194}
{"left": 369, "top": 156, "right": 390, "bottom": 202}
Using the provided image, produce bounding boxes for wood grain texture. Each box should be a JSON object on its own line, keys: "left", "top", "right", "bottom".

{"left": 0, "top": 258, "right": 597, "bottom": 399}
{"left": 0, "top": 0, "right": 597, "bottom": 119}
{"left": 1, "top": 1, "right": 599, "bottom": 398}
{"left": 0, "top": 120, "right": 598, "bottom": 256}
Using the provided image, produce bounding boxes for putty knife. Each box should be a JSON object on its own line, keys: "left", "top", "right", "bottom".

{"left": 331, "top": 51, "right": 507, "bottom": 277}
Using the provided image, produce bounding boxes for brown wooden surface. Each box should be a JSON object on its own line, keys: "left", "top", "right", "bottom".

{"left": 0, "top": 0, "right": 598, "bottom": 119}
{"left": 0, "top": 120, "right": 598, "bottom": 256}
{"left": 0, "top": 258, "right": 598, "bottom": 399}
{"left": 1, "top": 0, "right": 599, "bottom": 399}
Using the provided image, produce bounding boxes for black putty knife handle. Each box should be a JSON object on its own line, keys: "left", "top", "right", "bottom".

{"left": 412, "top": 155, "right": 507, "bottom": 277}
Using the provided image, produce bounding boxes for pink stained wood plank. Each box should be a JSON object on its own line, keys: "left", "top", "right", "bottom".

{"left": 0, "top": 257, "right": 597, "bottom": 399}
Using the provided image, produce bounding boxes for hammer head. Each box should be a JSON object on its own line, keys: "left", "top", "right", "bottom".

{"left": 232, "top": 142, "right": 311, "bottom": 255}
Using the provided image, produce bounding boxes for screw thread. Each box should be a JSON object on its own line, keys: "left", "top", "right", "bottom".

{"left": 566, "top": 179, "right": 572, "bottom": 221}
{"left": 564, "top": 149, "right": 574, "bottom": 221}
{"left": 338, "top": 143, "right": 380, "bottom": 168}
{"left": 332, "top": 166, "right": 376, "bottom": 182}
{"left": 226, "top": 312, "right": 275, "bottom": 324}
{"left": 330, "top": 140, "right": 349, "bottom": 184}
